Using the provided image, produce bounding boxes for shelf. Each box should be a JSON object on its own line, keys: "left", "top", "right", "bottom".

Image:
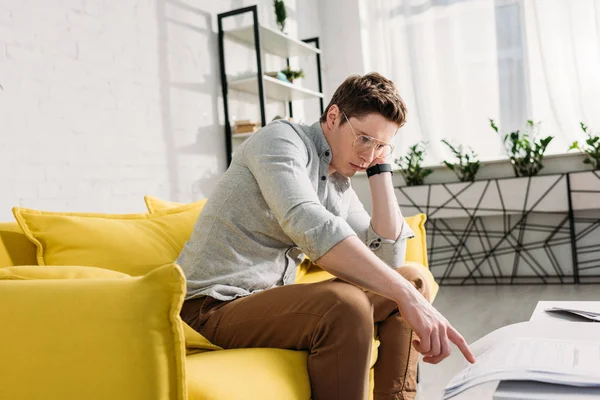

{"left": 232, "top": 132, "right": 254, "bottom": 139}
{"left": 224, "top": 24, "right": 320, "bottom": 58}
{"left": 229, "top": 75, "right": 324, "bottom": 102}
{"left": 218, "top": 5, "right": 323, "bottom": 167}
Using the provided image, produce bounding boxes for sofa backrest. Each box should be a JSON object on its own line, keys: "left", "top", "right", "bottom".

{"left": 0, "top": 211, "right": 429, "bottom": 270}
{"left": 0, "top": 222, "right": 37, "bottom": 268}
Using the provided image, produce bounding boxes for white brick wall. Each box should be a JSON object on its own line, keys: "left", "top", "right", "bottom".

{"left": 0, "top": 0, "right": 321, "bottom": 221}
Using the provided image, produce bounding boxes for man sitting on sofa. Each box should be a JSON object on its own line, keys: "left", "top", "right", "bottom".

{"left": 179, "top": 72, "right": 475, "bottom": 400}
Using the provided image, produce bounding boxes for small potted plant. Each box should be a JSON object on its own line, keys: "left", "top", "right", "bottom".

{"left": 490, "top": 119, "right": 553, "bottom": 177}
{"left": 274, "top": 0, "right": 286, "bottom": 33}
{"left": 281, "top": 66, "right": 304, "bottom": 83}
{"left": 569, "top": 122, "right": 600, "bottom": 169}
{"left": 441, "top": 139, "right": 481, "bottom": 182}
{"left": 394, "top": 141, "right": 433, "bottom": 186}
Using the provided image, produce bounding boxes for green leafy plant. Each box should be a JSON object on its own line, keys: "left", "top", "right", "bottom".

{"left": 490, "top": 119, "right": 553, "bottom": 177}
{"left": 274, "top": 0, "right": 287, "bottom": 33}
{"left": 281, "top": 66, "right": 304, "bottom": 83}
{"left": 441, "top": 139, "right": 480, "bottom": 182}
{"left": 569, "top": 122, "right": 600, "bottom": 169}
{"left": 394, "top": 142, "right": 433, "bottom": 186}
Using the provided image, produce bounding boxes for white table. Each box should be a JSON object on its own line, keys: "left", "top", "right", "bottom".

{"left": 450, "top": 300, "right": 600, "bottom": 400}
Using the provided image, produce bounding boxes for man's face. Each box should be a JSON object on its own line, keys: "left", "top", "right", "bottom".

{"left": 325, "top": 106, "right": 398, "bottom": 177}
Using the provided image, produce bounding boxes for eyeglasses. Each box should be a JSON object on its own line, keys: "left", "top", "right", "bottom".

{"left": 342, "top": 112, "right": 394, "bottom": 158}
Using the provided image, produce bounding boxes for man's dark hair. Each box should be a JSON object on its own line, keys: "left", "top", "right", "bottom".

{"left": 320, "top": 72, "right": 407, "bottom": 128}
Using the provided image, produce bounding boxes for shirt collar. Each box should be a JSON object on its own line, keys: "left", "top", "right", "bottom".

{"left": 308, "top": 121, "right": 351, "bottom": 193}
{"left": 308, "top": 121, "right": 332, "bottom": 159}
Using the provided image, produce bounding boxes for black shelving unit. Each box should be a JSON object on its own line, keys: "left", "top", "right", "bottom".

{"left": 217, "top": 5, "right": 324, "bottom": 166}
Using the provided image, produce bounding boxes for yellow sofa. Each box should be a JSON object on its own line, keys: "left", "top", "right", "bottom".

{"left": 0, "top": 199, "right": 437, "bottom": 400}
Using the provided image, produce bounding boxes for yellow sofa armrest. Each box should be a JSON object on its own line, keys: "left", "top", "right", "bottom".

{"left": 0, "top": 264, "right": 187, "bottom": 400}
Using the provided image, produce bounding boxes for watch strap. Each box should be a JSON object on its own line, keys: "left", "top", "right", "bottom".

{"left": 366, "top": 163, "right": 393, "bottom": 177}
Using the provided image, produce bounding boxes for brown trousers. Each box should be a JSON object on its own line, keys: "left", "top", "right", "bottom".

{"left": 181, "top": 265, "right": 433, "bottom": 400}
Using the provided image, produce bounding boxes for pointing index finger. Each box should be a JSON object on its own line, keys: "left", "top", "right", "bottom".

{"left": 448, "top": 326, "right": 476, "bottom": 364}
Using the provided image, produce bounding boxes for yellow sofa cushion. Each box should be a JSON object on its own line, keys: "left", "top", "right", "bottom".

{"left": 12, "top": 205, "right": 204, "bottom": 276}
{"left": 0, "top": 264, "right": 131, "bottom": 280}
{"left": 404, "top": 213, "right": 428, "bottom": 267}
{"left": 186, "top": 348, "right": 311, "bottom": 400}
{"left": 0, "top": 263, "right": 187, "bottom": 400}
{"left": 0, "top": 222, "right": 37, "bottom": 268}
{"left": 183, "top": 322, "right": 222, "bottom": 355}
{"left": 145, "top": 195, "right": 208, "bottom": 214}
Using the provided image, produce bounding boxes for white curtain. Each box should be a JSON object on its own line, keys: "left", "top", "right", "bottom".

{"left": 359, "top": 0, "right": 600, "bottom": 165}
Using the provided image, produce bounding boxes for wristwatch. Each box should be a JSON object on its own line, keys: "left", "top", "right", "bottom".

{"left": 366, "top": 163, "right": 393, "bottom": 178}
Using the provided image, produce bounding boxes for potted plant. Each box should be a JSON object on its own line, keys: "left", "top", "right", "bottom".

{"left": 280, "top": 66, "right": 304, "bottom": 83}
{"left": 490, "top": 119, "right": 553, "bottom": 177}
{"left": 568, "top": 122, "right": 600, "bottom": 169}
{"left": 394, "top": 141, "right": 433, "bottom": 186}
{"left": 441, "top": 139, "right": 481, "bottom": 182}
{"left": 274, "top": 0, "right": 286, "bottom": 33}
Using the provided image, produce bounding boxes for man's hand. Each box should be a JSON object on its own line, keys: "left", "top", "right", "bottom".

{"left": 368, "top": 155, "right": 388, "bottom": 168}
{"left": 397, "top": 290, "right": 476, "bottom": 365}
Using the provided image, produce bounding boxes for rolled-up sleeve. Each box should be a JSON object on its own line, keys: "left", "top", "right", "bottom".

{"left": 243, "top": 124, "right": 357, "bottom": 261}
{"left": 345, "top": 186, "right": 414, "bottom": 268}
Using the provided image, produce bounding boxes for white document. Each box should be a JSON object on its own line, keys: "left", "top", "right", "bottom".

{"left": 545, "top": 307, "right": 600, "bottom": 322}
{"left": 493, "top": 380, "right": 600, "bottom": 400}
{"left": 531, "top": 301, "right": 600, "bottom": 323}
{"left": 443, "top": 322, "right": 600, "bottom": 399}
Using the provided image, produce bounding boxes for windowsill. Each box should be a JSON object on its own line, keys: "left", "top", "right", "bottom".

{"left": 352, "top": 152, "right": 591, "bottom": 184}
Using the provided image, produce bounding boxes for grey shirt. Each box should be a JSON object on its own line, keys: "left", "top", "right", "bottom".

{"left": 177, "top": 120, "right": 414, "bottom": 301}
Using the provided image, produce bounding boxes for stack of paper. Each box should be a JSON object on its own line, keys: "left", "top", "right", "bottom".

{"left": 545, "top": 307, "right": 600, "bottom": 322}
{"left": 442, "top": 322, "right": 600, "bottom": 399}
{"left": 493, "top": 380, "right": 600, "bottom": 400}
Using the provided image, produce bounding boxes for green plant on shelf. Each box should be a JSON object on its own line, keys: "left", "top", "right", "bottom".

{"left": 394, "top": 141, "right": 433, "bottom": 186}
{"left": 441, "top": 139, "right": 480, "bottom": 182}
{"left": 490, "top": 118, "right": 553, "bottom": 177}
{"left": 274, "top": 0, "right": 287, "bottom": 33}
{"left": 281, "top": 67, "right": 304, "bottom": 83}
{"left": 569, "top": 122, "right": 600, "bottom": 170}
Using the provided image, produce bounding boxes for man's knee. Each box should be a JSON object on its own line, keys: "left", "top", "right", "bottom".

{"left": 319, "top": 282, "right": 374, "bottom": 335}
{"left": 394, "top": 262, "right": 433, "bottom": 303}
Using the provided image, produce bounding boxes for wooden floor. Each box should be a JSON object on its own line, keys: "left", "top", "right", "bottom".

{"left": 418, "top": 283, "right": 600, "bottom": 400}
